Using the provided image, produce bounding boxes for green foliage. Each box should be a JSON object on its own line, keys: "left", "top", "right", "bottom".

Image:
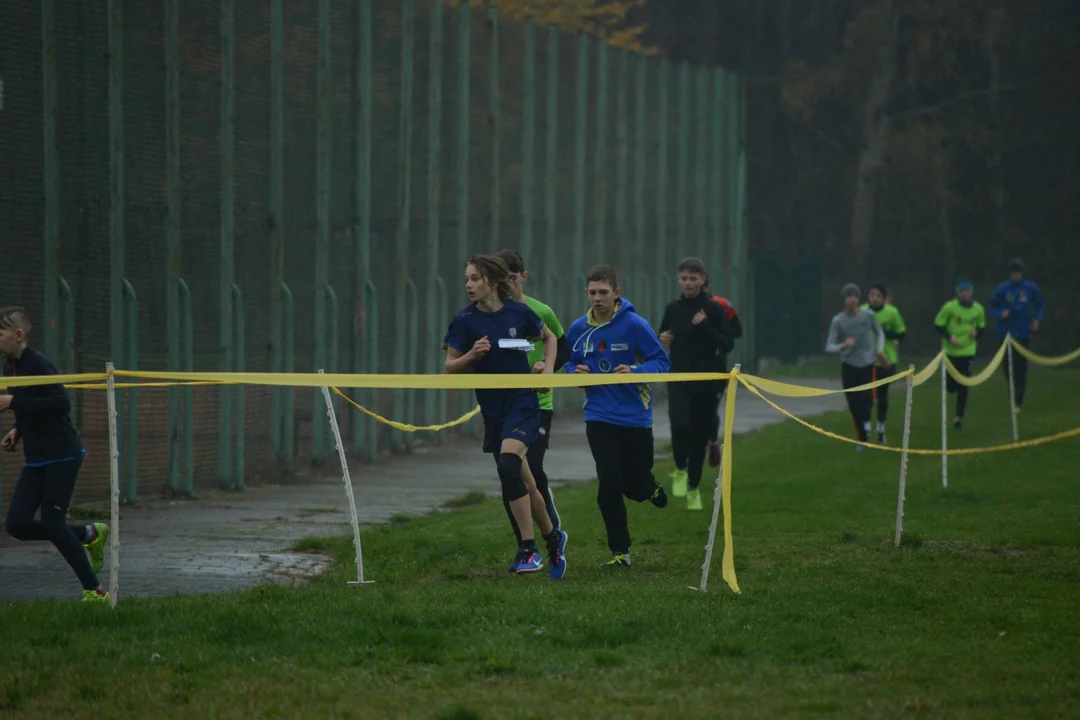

{"left": 465, "top": 0, "right": 656, "bottom": 53}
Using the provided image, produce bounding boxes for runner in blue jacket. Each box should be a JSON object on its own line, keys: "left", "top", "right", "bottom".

{"left": 565, "top": 265, "right": 670, "bottom": 568}
{"left": 989, "top": 259, "right": 1044, "bottom": 410}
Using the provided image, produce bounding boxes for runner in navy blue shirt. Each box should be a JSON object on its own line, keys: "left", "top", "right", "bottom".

{"left": 0, "top": 306, "right": 110, "bottom": 603}
{"left": 444, "top": 255, "right": 569, "bottom": 579}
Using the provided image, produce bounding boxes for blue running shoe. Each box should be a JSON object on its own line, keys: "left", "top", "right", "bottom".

{"left": 515, "top": 548, "right": 543, "bottom": 574}
{"left": 547, "top": 530, "right": 568, "bottom": 581}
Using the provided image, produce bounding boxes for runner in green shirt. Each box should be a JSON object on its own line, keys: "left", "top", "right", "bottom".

{"left": 861, "top": 284, "right": 907, "bottom": 443}
{"left": 934, "top": 281, "right": 986, "bottom": 430}
{"left": 497, "top": 250, "right": 570, "bottom": 569}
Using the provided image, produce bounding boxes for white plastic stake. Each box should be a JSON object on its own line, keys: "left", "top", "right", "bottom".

{"left": 1007, "top": 338, "right": 1019, "bottom": 442}
{"left": 318, "top": 370, "right": 373, "bottom": 585}
{"left": 940, "top": 354, "right": 948, "bottom": 488}
{"left": 894, "top": 365, "right": 915, "bottom": 547}
{"left": 105, "top": 362, "right": 120, "bottom": 607}
{"left": 690, "top": 363, "right": 739, "bottom": 593}
{"left": 692, "top": 459, "right": 724, "bottom": 593}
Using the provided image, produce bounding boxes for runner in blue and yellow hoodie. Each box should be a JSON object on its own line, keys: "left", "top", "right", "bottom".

{"left": 989, "top": 258, "right": 1044, "bottom": 411}
{"left": 566, "top": 265, "right": 670, "bottom": 569}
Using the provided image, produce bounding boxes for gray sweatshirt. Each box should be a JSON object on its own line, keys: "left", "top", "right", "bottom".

{"left": 825, "top": 309, "right": 884, "bottom": 368}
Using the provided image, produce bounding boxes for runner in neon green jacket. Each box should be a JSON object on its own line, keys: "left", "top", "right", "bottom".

{"left": 861, "top": 284, "right": 907, "bottom": 443}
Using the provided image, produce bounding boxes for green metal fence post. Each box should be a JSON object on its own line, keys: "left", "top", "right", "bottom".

{"left": 521, "top": 17, "right": 536, "bottom": 262}
{"left": 675, "top": 62, "right": 689, "bottom": 262}
{"left": 543, "top": 25, "right": 558, "bottom": 302}
{"left": 694, "top": 68, "right": 708, "bottom": 262}
{"left": 572, "top": 35, "right": 588, "bottom": 287}
{"left": 269, "top": 0, "right": 285, "bottom": 456}
{"left": 451, "top": 1, "right": 469, "bottom": 431}
{"left": 656, "top": 59, "right": 670, "bottom": 325}
{"left": 178, "top": 279, "right": 194, "bottom": 495}
{"left": 614, "top": 47, "right": 628, "bottom": 273}
{"left": 354, "top": 0, "right": 373, "bottom": 456}
{"left": 59, "top": 279, "right": 75, "bottom": 375}
{"left": 633, "top": 53, "right": 646, "bottom": 279}
{"left": 711, "top": 69, "right": 726, "bottom": 289}
{"left": 488, "top": 5, "right": 500, "bottom": 251}
{"left": 455, "top": 0, "right": 470, "bottom": 269}
{"left": 219, "top": 0, "right": 236, "bottom": 489}
{"left": 60, "top": 278, "right": 82, "bottom": 429}
{"left": 725, "top": 73, "right": 738, "bottom": 307}
{"left": 121, "top": 279, "right": 138, "bottom": 503}
{"left": 43, "top": 0, "right": 60, "bottom": 361}
{"left": 434, "top": 276, "right": 448, "bottom": 435}
{"left": 327, "top": 286, "right": 339, "bottom": 376}
{"left": 363, "top": 280, "right": 379, "bottom": 462}
{"left": 543, "top": 26, "right": 559, "bottom": 412}
{"left": 729, "top": 76, "right": 748, "bottom": 341}
{"left": 393, "top": 0, "right": 415, "bottom": 454}
{"left": 166, "top": 0, "right": 182, "bottom": 495}
{"left": 425, "top": 0, "right": 443, "bottom": 433}
{"left": 281, "top": 284, "right": 295, "bottom": 471}
{"left": 313, "top": 0, "right": 333, "bottom": 467}
{"left": 403, "top": 279, "right": 419, "bottom": 453}
{"left": 737, "top": 76, "right": 749, "bottom": 340}
{"left": 108, "top": 0, "right": 126, "bottom": 501}
{"left": 593, "top": 38, "right": 608, "bottom": 265}
{"left": 232, "top": 283, "right": 245, "bottom": 490}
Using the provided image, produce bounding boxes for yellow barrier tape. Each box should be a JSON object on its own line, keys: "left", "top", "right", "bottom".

{"left": 330, "top": 386, "right": 481, "bottom": 432}
{"left": 943, "top": 339, "right": 1008, "bottom": 387}
{"left": 741, "top": 367, "right": 913, "bottom": 398}
{"left": 0, "top": 372, "right": 108, "bottom": 389}
{"left": 719, "top": 372, "right": 739, "bottom": 594}
{"left": 911, "top": 352, "right": 944, "bottom": 387}
{"left": 111, "top": 369, "right": 731, "bottom": 389}
{"left": 1010, "top": 337, "right": 1080, "bottom": 367}
{"left": 737, "top": 376, "right": 1080, "bottom": 455}
{"left": 64, "top": 381, "right": 233, "bottom": 391}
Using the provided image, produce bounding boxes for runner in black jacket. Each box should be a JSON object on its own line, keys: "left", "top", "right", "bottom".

{"left": 657, "top": 258, "right": 735, "bottom": 511}
{"left": 0, "top": 306, "right": 110, "bottom": 603}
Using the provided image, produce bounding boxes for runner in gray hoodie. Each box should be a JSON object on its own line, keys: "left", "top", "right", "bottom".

{"left": 825, "top": 283, "right": 887, "bottom": 447}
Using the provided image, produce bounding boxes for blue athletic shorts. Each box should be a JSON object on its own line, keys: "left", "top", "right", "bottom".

{"left": 482, "top": 392, "right": 541, "bottom": 453}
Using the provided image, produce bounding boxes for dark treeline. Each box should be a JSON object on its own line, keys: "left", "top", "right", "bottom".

{"left": 636, "top": 0, "right": 1080, "bottom": 354}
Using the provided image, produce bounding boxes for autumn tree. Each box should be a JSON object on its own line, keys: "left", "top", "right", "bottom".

{"left": 459, "top": 0, "right": 654, "bottom": 52}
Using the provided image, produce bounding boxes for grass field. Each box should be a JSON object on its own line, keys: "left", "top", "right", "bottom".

{"left": 2, "top": 369, "right": 1079, "bottom": 718}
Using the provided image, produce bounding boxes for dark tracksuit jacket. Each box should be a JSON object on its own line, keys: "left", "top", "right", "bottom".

{"left": 658, "top": 292, "right": 736, "bottom": 397}
{"left": 2, "top": 346, "right": 84, "bottom": 465}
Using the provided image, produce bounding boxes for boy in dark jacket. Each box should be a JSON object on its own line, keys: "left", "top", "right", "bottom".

{"left": 0, "top": 306, "right": 110, "bottom": 603}
{"left": 658, "top": 258, "right": 736, "bottom": 511}
{"left": 566, "top": 265, "right": 671, "bottom": 568}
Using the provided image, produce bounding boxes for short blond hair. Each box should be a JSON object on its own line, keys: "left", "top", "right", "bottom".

{"left": 0, "top": 306, "right": 32, "bottom": 333}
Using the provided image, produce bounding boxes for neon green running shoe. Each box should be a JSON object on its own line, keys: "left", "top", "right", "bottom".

{"left": 669, "top": 469, "right": 688, "bottom": 498}
{"left": 84, "top": 522, "right": 109, "bottom": 574}
{"left": 81, "top": 588, "right": 109, "bottom": 604}
{"left": 686, "top": 489, "right": 703, "bottom": 511}
{"left": 600, "top": 553, "right": 631, "bottom": 568}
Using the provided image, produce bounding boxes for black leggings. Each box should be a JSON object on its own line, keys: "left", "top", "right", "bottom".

{"left": 947, "top": 356, "right": 974, "bottom": 418}
{"left": 586, "top": 421, "right": 657, "bottom": 555}
{"left": 5, "top": 458, "right": 99, "bottom": 590}
{"left": 841, "top": 363, "right": 875, "bottom": 441}
{"left": 707, "top": 386, "right": 727, "bottom": 444}
{"left": 669, "top": 385, "right": 719, "bottom": 490}
{"left": 873, "top": 364, "right": 896, "bottom": 423}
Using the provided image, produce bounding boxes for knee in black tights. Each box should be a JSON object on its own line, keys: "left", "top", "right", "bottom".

{"left": 497, "top": 453, "right": 527, "bottom": 503}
